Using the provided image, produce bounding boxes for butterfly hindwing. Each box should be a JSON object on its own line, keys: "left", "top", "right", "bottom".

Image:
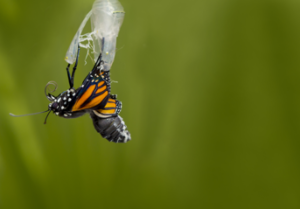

{"left": 92, "top": 97, "right": 121, "bottom": 118}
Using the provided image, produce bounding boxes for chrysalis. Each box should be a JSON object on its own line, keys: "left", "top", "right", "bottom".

{"left": 65, "top": 0, "right": 125, "bottom": 71}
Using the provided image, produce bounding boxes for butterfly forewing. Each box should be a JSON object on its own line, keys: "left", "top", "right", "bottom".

{"left": 72, "top": 73, "right": 109, "bottom": 112}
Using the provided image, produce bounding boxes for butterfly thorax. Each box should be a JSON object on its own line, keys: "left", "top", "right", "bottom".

{"left": 48, "top": 88, "right": 84, "bottom": 118}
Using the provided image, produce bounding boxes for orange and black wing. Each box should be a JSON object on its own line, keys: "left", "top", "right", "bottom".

{"left": 71, "top": 54, "right": 111, "bottom": 112}
{"left": 71, "top": 77, "right": 109, "bottom": 112}
{"left": 92, "top": 97, "right": 122, "bottom": 118}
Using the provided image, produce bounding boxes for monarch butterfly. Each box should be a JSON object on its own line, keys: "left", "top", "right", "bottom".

{"left": 11, "top": 42, "right": 131, "bottom": 143}
{"left": 10, "top": 0, "right": 131, "bottom": 143}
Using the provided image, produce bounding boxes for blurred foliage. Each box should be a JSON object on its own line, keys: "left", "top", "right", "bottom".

{"left": 1, "top": 0, "right": 300, "bottom": 208}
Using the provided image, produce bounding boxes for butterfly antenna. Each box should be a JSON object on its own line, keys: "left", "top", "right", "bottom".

{"left": 10, "top": 110, "right": 49, "bottom": 117}
{"left": 44, "top": 110, "right": 52, "bottom": 124}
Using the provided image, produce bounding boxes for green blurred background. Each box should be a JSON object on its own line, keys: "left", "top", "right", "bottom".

{"left": 1, "top": 0, "right": 300, "bottom": 208}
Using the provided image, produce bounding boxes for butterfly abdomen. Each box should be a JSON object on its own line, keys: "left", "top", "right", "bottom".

{"left": 90, "top": 112, "right": 131, "bottom": 143}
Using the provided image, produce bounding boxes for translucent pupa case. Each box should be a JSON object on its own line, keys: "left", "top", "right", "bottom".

{"left": 65, "top": 0, "right": 125, "bottom": 71}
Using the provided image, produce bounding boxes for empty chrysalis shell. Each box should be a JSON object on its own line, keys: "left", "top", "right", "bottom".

{"left": 65, "top": 0, "right": 125, "bottom": 71}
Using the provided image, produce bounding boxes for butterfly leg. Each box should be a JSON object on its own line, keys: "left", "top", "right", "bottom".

{"left": 71, "top": 45, "right": 80, "bottom": 88}
{"left": 66, "top": 63, "right": 72, "bottom": 88}
{"left": 66, "top": 45, "right": 80, "bottom": 89}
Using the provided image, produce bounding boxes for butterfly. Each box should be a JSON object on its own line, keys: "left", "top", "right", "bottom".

{"left": 11, "top": 44, "right": 131, "bottom": 143}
